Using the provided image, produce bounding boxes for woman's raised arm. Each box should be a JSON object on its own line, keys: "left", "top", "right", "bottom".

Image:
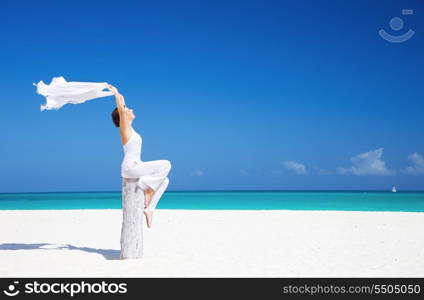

{"left": 107, "top": 84, "right": 126, "bottom": 112}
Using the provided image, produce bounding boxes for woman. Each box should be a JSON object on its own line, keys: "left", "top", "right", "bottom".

{"left": 108, "top": 84, "right": 171, "bottom": 228}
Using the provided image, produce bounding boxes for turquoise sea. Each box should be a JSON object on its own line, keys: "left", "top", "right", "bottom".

{"left": 0, "top": 191, "right": 424, "bottom": 212}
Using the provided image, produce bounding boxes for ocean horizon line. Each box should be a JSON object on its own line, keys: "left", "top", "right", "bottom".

{"left": 1, "top": 189, "right": 423, "bottom": 195}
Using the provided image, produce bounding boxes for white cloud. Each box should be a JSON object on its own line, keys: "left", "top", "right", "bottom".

{"left": 338, "top": 147, "right": 394, "bottom": 176}
{"left": 337, "top": 166, "right": 350, "bottom": 175}
{"left": 317, "top": 168, "right": 332, "bottom": 175}
{"left": 189, "top": 170, "right": 204, "bottom": 177}
{"left": 403, "top": 152, "right": 424, "bottom": 175}
{"left": 283, "top": 160, "right": 306, "bottom": 174}
{"left": 240, "top": 169, "right": 249, "bottom": 176}
{"left": 269, "top": 170, "right": 282, "bottom": 175}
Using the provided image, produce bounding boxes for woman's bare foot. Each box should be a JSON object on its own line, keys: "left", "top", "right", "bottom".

{"left": 144, "top": 209, "right": 153, "bottom": 228}
{"left": 144, "top": 188, "right": 155, "bottom": 209}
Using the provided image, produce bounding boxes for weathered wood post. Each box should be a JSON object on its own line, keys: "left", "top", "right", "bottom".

{"left": 120, "top": 177, "right": 144, "bottom": 259}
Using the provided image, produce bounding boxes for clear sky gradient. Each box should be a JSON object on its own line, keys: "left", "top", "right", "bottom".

{"left": 0, "top": 0, "right": 423, "bottom": 192}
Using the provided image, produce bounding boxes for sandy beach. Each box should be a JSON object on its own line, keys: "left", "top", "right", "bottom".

{"left": 0, "top": 209, "right": 423, "bottom": 277}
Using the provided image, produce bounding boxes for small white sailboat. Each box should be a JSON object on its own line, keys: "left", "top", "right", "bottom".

{"left": 392, "top": 186, "right": 397, "bottom": 193}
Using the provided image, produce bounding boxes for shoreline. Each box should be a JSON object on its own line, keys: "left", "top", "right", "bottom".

{"left": 1, "top": 208, "right": 424, "bottom": 213}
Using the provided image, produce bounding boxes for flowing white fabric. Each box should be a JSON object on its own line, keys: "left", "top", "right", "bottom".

{"left": 34, "top": 76, "right": 113, "bottom": 111}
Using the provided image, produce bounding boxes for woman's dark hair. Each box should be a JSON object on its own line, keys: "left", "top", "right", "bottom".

{"left": 111, "top": 107, "right": 120, "bottom": 127}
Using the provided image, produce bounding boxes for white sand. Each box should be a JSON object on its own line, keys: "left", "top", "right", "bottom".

{"left": 0, "top": 209, "right": 423, "bottom": 277}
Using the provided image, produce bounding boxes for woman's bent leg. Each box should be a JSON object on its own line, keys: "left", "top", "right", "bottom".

{"left": 137, "top": 160, "right": 171, "bottom": 191}
{"left": 146, "top": 177, "right": 169, "bottom": 211}
{"left": 122, "top": 160, "right": 171, "bottom": 191}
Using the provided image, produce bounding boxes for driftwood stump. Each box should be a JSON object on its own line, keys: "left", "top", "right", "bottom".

{"left": 120, "top": 177, "right": 144, "bottom": 259}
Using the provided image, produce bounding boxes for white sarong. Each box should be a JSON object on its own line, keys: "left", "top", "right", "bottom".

{"left": 34, "top": 76, "right": 113, "bottom": 111}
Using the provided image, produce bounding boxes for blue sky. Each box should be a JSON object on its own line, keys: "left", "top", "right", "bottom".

{"left": 0, "top": 0, "right": 423, "bottom": 192}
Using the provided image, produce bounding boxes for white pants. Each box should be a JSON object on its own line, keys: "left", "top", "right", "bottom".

{"left": 122, "top": 160, "right": 171, "bottom": 211}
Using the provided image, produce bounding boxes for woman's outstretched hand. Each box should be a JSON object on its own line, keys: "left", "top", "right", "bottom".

{"left": 107, "top": 84, "right": 119, "bottom": 95}
{"left": 107, "top": 84, "right": 126, "bottom": 107}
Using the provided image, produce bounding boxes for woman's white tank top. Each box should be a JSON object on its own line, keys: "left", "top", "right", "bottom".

{"left": 121, "top": 128, "right": 142, "bottom": 170}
